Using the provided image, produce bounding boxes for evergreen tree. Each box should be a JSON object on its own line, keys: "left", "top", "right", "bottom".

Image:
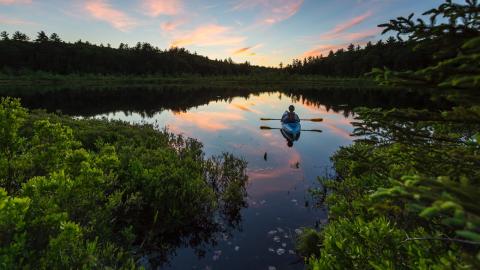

{"left": 11, "top": 31, "right": 29, "bottom": 41}
{"left": 35, "top": 31, "right": 49, "bottom": 43}
{"left": 0, "top": 31, "right": 9, "bottom": 41}
{"left": 49, "top": 33, "right": 61, "bottom": 43}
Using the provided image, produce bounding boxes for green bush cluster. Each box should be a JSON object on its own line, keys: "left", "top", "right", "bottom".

{"left": 299, "top": 101, "right": 480, "bottom": 268}
{"left": 0, "top": 97, "right": 248, "bottom": 269}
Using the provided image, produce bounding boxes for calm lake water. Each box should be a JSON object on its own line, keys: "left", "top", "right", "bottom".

{"left": 91, "top": 91, "right": 354, "bottom": 270}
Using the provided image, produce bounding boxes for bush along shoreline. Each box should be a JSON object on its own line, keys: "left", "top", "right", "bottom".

{"left": 0, "top": 97, "right": 248, "bottom": 269}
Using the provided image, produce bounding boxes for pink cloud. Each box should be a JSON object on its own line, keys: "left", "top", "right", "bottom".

{"left": 232, "top": 44, "right": 263, "bottom": 56}
{"left": 303, "top": 12, "right": 378, "bottom": 59}
{"left": 0, "top": 0, "right": 31, "bottom": 4}
{"left": 303, "top": 43, "right": 368, "bottom": 58}
{"left": 142, "top": 0, "right": 182, "bottom": 17}
{"left": 85, "top": 0, "right": 137, "bottom": 31}
{"left": 329, "top": 11, "right": 372, "bottom": 35}
{"left": 233, "top": 47, "right": 251, "bottom": 55}
{"left": 264, "top": 0, "right": 303, "bottom": 24}
{"left": 234, "top": 0, "right": 303, "bottom": 25}
{"left": 321, "top": 27, "right": 379, "bottom": 42}
{"left": 0, "top": 15, "right": 36, "bottom": 25}
{"left": 170, "top": 24, "right": 245, "bottom": 47}
{"left": 341, "top": 28, "right": 380, "bottom": 41}
{"left": 302, "top": 44, "right": 347, "bottom": 58}
{"left": 161, "top": 19, "right": 185, "bottom": 32}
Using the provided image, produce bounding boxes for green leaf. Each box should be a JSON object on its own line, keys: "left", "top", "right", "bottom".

{"left": 455, "top": 230, "right": 480, "bottom": 242}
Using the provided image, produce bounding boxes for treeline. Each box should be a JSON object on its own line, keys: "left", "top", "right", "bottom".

{"left": 0, "top": 30, "right": 270, "bottom": 76}
{"left": 284, "top": 37, "right": 433, "bottom": 76}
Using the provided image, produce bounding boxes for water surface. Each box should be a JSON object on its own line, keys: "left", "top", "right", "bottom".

{"left": 92, "top": 92, "right": 354, "bottom": 270}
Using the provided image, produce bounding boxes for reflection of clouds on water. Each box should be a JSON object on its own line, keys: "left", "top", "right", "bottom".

{"left": 230, "top": 103, "right": 262, "bottom": 114}
{"left": 322, "top": 119, "right": 352, "bottom": 140}
{"left": 171, "top": 111, "right": 245, "bottom": 131}
{"left": 247, "top": 149, "right": 303, "bottom": 197}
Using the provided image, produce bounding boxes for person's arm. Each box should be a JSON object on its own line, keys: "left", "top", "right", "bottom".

{"left": 281, "top": 111, "right": 288, "bottom": 122}
{"left": 295, "top": 113, "right": 300, "bottom": 122}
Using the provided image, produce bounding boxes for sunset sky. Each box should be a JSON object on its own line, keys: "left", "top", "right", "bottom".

{"left": 0, "top": 0, "right": 443, "bottom": 66}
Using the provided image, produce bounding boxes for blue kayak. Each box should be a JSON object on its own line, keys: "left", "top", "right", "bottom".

{"left": 281, "top": 122, "right": 301, "bottom": 136}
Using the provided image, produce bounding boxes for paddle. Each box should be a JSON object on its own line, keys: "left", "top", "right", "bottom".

{"left": 260, "top": 117, "right": 323, "bottom": 122}
{"left": 260, "top": 126, "right": 323, "bottom": 133}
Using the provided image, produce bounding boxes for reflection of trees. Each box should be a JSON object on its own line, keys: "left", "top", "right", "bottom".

{"left": 3, "top": 86, "right": 451, "bottom": 119}
{"left": 7, "top": 86, "right": 255, "bottom": 117}
{"left": 283, "top": 87, "right": 450, "bottom": 117}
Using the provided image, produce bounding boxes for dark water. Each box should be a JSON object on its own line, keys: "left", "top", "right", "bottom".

{"left": 2, "top": 86, "right": 445, "bottom": 270}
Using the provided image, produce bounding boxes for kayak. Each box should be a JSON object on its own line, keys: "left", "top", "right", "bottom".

{"left": 281, "top": 122, "right": 301, "bottom": 136}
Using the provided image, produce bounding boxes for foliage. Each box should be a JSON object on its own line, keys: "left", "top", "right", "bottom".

{"left": 0, "top": 97, "right": 248, "bottom": 268}
{"left": 309, "top": 217, "right": 463, "bottom": 270}
{"left": 296, "top": 228, "right": 322, "bottom": 258}
{"left": 302, "top": 110, "right": 480, "bottom": 268}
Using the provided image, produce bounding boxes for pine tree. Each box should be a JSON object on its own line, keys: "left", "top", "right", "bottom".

{"left": 0, "top": 31, "right": 9, "bottom": 41}
{"left": 35, "top": 31, "right": 49, "bottom": 43}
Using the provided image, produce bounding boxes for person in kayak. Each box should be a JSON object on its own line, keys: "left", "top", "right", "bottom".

{"left": 281, "top": 105, "right": 300, "bottom": 123}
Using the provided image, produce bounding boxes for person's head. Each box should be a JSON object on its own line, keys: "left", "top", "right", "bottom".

{"left": 288, "top": 105, "right": 295, "bottom": 112}
{"left": 287, "top": 141, "right": 293, "bottom": 147}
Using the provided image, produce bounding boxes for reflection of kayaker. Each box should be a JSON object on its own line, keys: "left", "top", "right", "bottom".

{"left": 281, "top": 105, "right": 301, "bottom": 147}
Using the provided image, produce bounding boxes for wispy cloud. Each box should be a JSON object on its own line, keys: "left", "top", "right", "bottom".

{"left": 0, "top": 15, "right": 36, "bottom": 25}
{"left": 142, "top": 0, "right": 182, "bottom": 17}
{"left": 170, "top": 24, "right": 245, "bottom": 47}
{"left": 85, "top": 0, "right": 137, "bottom": 31}
{"left": 161, "top": 19, "right": 185, "bottom": 32}
{"left": 232, "top": 44, "right": 263, "bottom": 56}
{"left": 0, "top": 0, "right": 31, "bottom": 4}
{"left": 264, "top": 0, "right": 303, "bottom": 24}
{"left": 233, "top": 0, "right": 303, "bottom": 25}
{"left": 302, "top": 42, "right": 368, "bottom": 58}
{"left": 302, "top": 44, "right": 345, "bottom": 58}
{"left": 233, "top": 47, "right": 254, "bottom": 55}
{"left": 340, "top": 28, "right": 380, "bottom": 41}
{"left": 301, "top": 10, "right": 377, "bottom": 58}
{"left": 321, "top": 11, "right": 372, "bottom": 40}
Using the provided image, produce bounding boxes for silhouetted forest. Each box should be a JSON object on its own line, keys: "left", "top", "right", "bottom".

{"left": 0, "top": 30, "right": 271, "bottom": 76}
{"left": 1, "top": 30, "right": 435, "bottom": 78}
{"left": 284, "top": 37, "right": 434, "bottom": 76}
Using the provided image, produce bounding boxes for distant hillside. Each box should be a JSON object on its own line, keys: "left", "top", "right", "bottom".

{"left": 0, "top": 30, "right": 272, "bottom": 76}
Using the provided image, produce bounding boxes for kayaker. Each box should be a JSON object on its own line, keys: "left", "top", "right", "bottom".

{"left": 281, "top": 105, "right": 300, "bottom": 123}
